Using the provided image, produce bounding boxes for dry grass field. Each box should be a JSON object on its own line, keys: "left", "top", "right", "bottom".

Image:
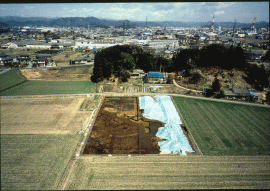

{"left": 1, "top": 96, "right": 92, "bottom": 134}
{"left": 64, "top": 155, "right": 270, "bottom": 190}
{"left": 1, "top": 96, "right": 94, "bottom": 190}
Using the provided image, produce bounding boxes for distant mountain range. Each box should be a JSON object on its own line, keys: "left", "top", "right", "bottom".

{"left": 0, "top": 16, "right": 269, "bottom": 29}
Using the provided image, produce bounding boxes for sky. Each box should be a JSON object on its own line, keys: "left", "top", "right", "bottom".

{"left": 0, "top": 2, "right": 269, "bottom": 23}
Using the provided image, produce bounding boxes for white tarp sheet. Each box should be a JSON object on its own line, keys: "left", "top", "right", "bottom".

{"left": 139, "top": 95, "right": 194, "bottom": 155}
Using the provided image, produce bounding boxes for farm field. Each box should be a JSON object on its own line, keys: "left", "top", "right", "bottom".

{"left": 64, "top": 155, "right": 270, "bottom": 190}
{"left": 20, "top": 65, "right": 93, "bottom": 81}
{"left": 173, "top": 96, "right": 270, "bottom": 155}
{"left": 0, "top": 81, "right": 95, "bottom": 96}
{"left": 0, "top": 96, "right": 93, "bottom": 190}
{"left": 0, "top": 69, "right": 27, "bottom": 91}
{"left": 1, "top": 134, "right": 81, "bottom": 190}
{"left": 1, "top": 96, "right": 92, "bottom": 134}
{"left": 1, "top": 95, "right": 270, "bottom": 190}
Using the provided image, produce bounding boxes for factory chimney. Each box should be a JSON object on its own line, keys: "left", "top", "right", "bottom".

{"left": 211, "top": 14, "right": 215, "bottom": 33}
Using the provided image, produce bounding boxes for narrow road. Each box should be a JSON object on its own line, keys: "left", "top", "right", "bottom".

{"left": 173, "top": 79, "right": 203, "bottom": 93}
{"left": 1, "top": 91, "right": 269, "bottom": 108}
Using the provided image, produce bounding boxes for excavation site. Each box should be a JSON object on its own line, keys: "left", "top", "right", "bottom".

{"left": 83, "top": 96, "right": 194, "bottom": 155}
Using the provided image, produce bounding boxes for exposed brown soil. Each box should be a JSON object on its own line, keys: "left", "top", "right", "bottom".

{"left": 176, "top": 67, "right": 253, "bottom": 91}
{"left": 83, "top": 97, "right": 164, "bottom": 154}
{"left": 20, "top": 65, "right": 93, "bottom": 81}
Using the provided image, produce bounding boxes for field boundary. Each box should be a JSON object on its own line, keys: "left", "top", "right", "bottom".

{"left": 0, "top": 69, "right": 28, "bottom": 92}
{"left": 78, "top": 96, "right": 105, "bottom": 156}
{"left": 0, "top": 79, "right": 28, "bottom": 93}
{"left": 171, "top": 96, "right": 203, "bottom": 155}
{"left": 2, "top": 92, "right": 269, "bottom": 108}
{"left": 57, "top": 96, "right": 105, "bottom": 190}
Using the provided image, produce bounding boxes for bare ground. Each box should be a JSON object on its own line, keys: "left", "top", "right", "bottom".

{"left": 176, "top": 67, "right": 253, "bottom": 91}
{"left": 83, "top": 97, "right": 163, "bottom": 155}
{"left": 0, "top": 96, "right": 92, "bottom": 134}
{"left": 20, "top": 65, "right": 93, "bottom": 81}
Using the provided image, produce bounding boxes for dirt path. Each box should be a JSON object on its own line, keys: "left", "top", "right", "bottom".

{"left": 173, "top": 79, "right": 203, "bottom": 93}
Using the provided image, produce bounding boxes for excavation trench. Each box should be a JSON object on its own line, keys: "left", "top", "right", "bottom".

{"left": 83, "top": 96, "right": 165, "bottom": 154}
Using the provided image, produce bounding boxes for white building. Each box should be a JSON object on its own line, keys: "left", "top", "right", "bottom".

{"left": 74, "top": 42, "right": 117, "bottom": 50}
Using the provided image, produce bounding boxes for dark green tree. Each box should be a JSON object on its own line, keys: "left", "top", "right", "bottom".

{"left": 91, "top": 52, "right": 103, "bottom": 82}
{"left": 212, "top": 77, "right": 222, "bottom": 93}
{"left": 121, "top": 53, "right": 135, "bottom": 71}
{"left": 266, "top": 91, "right": 270, "bottom": 102}
{"left": 136, "top": 52, "right": 153, "bottom": 72}
{"left": 199, "top": 44, "right": 228, "bottom": 68}
{"left": 233, "top": 45, "right": 246, "bottom": 70}
{"left": 261, "top": 48, "right": 270, "bottom": 62}
{"left": 102, "top": 58, "right": 114, "bottom": 79}
{"left": 244, "top": 64, "right": 269, "bottom": 91}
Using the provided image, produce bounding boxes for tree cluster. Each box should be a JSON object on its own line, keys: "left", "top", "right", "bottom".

{"left": 243, "top": 64, "right": 269, "bottom": 91}
{"left": 91, "top": 45, "right": 140, "bottom": 82}
{"left": 91, "top": 45, "right": 173, "bottom": 82}
{"left": 172, "top": 44, "right": 247, "bottom": 72}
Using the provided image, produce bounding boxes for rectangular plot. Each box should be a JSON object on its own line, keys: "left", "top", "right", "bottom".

{"left": 173, "top": 96, "right": 270, "bottom": 155}
{"left": 1, "top": 134, "right": 80, "bottom": 190}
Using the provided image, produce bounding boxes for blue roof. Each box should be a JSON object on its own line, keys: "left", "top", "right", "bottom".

{"left": 92, "top": 49, "right": 101, "bottom": 52}
{"left": 146, "top": 71, "right": 164, "bottom": 78}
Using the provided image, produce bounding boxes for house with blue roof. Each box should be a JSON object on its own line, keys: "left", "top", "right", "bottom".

{"left": 145, "top": 71, "right": 165, "bottom": 83}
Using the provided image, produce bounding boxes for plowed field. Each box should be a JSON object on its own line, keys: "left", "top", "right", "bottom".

{"left": 64, "top": 155, "right": 270, "bottom": 190}
{"left": 173, "top": 96, "right": 270, "bottom": 155}
{"left": 1, "top": 96, "right": 92, "bottom": 134}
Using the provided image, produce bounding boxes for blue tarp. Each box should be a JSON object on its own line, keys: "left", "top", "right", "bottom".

{"left": 139, "top": 95, "right": 194, "bottom": 155}
{"left": 250, "top": 91, "right": 259, "bottom": 97}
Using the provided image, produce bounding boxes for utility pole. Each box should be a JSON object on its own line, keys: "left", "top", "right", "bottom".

{"left": 233, "top": 19, "right": 237, "bottom": 34}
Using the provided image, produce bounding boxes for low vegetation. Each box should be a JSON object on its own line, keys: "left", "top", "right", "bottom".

{"left": 0, "top": 81, "right": 95, "bottom": 96}
{"left": 1, "top": 134, "right": 80, "bottom": 190}
{"left": 0, "top": 69, "right": 27, "bottom": 91}
{"left": 173, "top": 96, "right": 270, "bottom": 155}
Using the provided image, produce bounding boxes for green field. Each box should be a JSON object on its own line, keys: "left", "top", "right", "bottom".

{"left": 1, "top": 134, "right": 80, "bottom": 190}
{"left": 0, "top": 81, "right": 96, "bottom": 96}
{"left": 173, "top": 96, "right": 270, "bottom": 155}
{"left": 0, "top": 69, "right": 27, "bottom": 91}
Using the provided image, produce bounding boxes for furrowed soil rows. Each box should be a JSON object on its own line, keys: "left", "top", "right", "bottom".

{"left": 65, "top": 155, "right": 270, "bottom": 190}
{"left": 1, "top": 134, "right": 81, "bottom": 190}
{"left": 173, "top": 96, "right": 270, "bottom": 155}
{"left": 181, "top": 101, "right": 224, "bottom": 152}
{"left": 1, "top": 96, "right": 91, "bottom": 134}
{"left": 0, "top": 81, "right": 95, "bottom": 96}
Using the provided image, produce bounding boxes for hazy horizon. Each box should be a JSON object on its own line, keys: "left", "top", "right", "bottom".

{"left": 0, "top": 2, "right": 269, "bottom": 23}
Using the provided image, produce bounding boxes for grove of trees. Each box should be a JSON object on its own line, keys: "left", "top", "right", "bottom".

{"left": 91, "top": 44, "right": 269, "bottom": 91}
{"left": 172, "top": 44, "right": 247, "bottom": 72}
{"left": 91, "top": 45, "right": 172, "bottom": 82}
